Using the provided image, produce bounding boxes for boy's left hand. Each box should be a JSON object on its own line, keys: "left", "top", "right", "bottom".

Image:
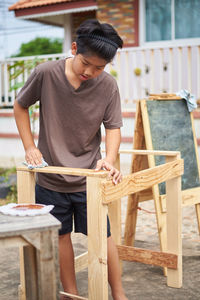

{"left": 95, "top": 159, "right": 122, "bottom": 185}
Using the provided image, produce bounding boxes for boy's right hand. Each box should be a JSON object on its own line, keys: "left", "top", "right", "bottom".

{"left": 25, "top": 146, "right": 43, "bottom": 166}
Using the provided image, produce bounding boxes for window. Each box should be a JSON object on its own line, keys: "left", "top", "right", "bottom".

{"left": 145, "top": 0, "right": 200, "bottom": 42}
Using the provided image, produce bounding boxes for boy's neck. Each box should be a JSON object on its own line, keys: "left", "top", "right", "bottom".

{"left": 65, "top": 58, "right": 82, "bottom": 90}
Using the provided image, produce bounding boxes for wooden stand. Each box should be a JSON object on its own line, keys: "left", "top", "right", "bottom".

{"left": 124, "top": 95, "right": 200, "bottom": 265}
{"left": 0, "top": 213, "right": 61, "bottom": 300}
{"left": 16, "top": 155, "right": 183, "bottom": 299}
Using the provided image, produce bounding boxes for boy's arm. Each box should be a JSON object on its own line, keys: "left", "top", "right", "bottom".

{"left": 95, "top": 128, "right": 122, "bottom": 184}
{"left": 14, "top": 100, "right": 42, "bottom": 165}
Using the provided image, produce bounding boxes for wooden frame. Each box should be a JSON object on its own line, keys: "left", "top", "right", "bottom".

{"left": 17, "top": 153, "right": 183, "bottom": 299}
{"left": 124, "top": 96, "right": 200, "bottom": 270}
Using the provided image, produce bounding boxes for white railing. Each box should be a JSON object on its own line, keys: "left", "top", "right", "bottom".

{"left": 1, "top": 42, "right": 200, "bottom": 110}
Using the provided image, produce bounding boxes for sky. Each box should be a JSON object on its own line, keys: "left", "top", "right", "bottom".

{"left": 0, "top": 0, "right": 64, "bottom": 59}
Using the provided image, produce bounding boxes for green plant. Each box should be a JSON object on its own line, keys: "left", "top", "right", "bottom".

{"left": 29, "top": 102, "right": 40, "bottom": 135}
{"left": 110, "top": 69, "right": 118, "bottom": 79}
{"left": 8, "top": 58, "right": 45, "bottom": 92}
{"left": 9, "top": 58, "right": 42, "bottom": 135}
{"left": 6, "top": 184, "right": 17, "bottom": 203}
{"left": 12, "top": 37, "right": 63, "bottom": 57}
{"left": 0, "top": 167, "right": 17, "bottom": 204}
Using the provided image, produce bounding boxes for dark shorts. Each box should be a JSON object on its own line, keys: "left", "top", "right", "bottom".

{"left": 35, "top": 184, "right": 111, "bottom": 237}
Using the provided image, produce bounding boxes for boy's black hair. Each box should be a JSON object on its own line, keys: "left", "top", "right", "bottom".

{"left": 76, "top": 19, "right": 123, "bottom": 62}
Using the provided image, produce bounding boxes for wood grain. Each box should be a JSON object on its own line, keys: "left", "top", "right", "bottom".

{"left": 17, "top": 166, "right": 108, "bottom": 178}
{"left": 102, "top": 159, "right": 184, "bottom": 204}
{"left": 87, "top": 177, "right": 108, "bottom": 300}
{"left": 117, "top": 245, "right": 177, "bottom": 269}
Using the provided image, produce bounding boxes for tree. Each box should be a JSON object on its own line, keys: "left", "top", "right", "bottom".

{"left": 12, "top": 37, "right": 63, "bottom": 57}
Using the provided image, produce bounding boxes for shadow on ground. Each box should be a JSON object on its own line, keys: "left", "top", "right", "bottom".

{"left": 0, "top": 239, "right": 199, "bottom": 300}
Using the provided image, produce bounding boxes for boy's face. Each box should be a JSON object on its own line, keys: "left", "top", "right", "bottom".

{"left": 71, "top": 42, "right": 107, "bottom": 81}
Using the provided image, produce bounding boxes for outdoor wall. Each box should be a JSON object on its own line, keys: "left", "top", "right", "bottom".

{"left": 96, "top": 0, "right": 138, "bottom": 47}
{"left": 71, "top": 10, "right": 96, "bottom": 41}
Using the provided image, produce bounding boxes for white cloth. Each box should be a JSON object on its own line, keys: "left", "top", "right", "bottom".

{"left": 176, "top": 89, "right": 197, "bottom": 112}
{"left": 23, "top": 158, "right": 48, "bottom": 170}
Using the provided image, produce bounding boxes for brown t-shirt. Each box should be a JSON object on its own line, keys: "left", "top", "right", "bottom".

{"left": 17, "top": 59, "right": 123, "bottom": 192}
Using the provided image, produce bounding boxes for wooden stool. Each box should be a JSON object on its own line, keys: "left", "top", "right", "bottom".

{"left": 0, "top": 213, "right": 61, "bottom": 300}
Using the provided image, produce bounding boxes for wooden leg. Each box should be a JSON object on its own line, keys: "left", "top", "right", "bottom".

{"left": 37, "top": 230, "right": 59, "bottom": 300}
{"left": 17, "top": 170, "right": 36, "bottom": 299}
{"left": 17, "top": 170, "right": 35, "bottom": 204}
{"left": 87, "top": 177, "right": 108, "bottom": 300}
{"left": 124, "top": 193, "right": 139, "bottom": 246}
{"left": 18, "top": 247, "right": 26, "bottom": 300}
{"left": 108, "top": 154, "right": 121, "bottom": 246}
{"left": 166, "top": 157, "right": 182, "bottom": 288}
{"left": 195, "top": 203, "right": 200, "bottom": 235}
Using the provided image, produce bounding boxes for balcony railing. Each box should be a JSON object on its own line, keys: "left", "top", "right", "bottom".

{"left": 1, "top": 42, "right": 200, "bottom": 109}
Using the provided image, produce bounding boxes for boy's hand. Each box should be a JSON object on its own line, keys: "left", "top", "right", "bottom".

{"left": 25, "top": 146, "right": 43, "bottom": 166}
{"left": 95, "top": 159, "right": 122, "bottom": 185}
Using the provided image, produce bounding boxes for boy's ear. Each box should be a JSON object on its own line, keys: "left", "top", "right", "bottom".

{"left": 71, "top": 42, "right": 77, "bottom": 55}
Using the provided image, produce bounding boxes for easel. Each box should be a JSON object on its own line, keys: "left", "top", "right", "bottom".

{"left": 124, "top": 94, "right": 200, "bottom": 259}
{"left": 16, "top": 154, "right": 183, "bottom": 299}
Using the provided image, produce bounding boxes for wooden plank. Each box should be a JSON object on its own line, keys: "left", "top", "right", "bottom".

{"left": 138, "top": 188, "right": 153, "bottom": 202}
{"left": 87, "top": 177, "right": 108, "bottom": 300}
{"left": 102, "top": 159, "right": 184, "bottom": 204}
{"left": 117, "top": 245, "right": 177, "bottom": 269}
{"left": 75, "top": 252, "right": 88, "bottom": 273}
{"left": 160, "top": 186, "right": 200, "bottom": 213}
{"left": 108, "top": 154, "right": 121, "bottom": 245}
{"left": 166, "top": 156, "right": 182, "bottom": 288}
{"left": 118, "top": 149, "right": 180, "bottom": 156}
{"left": 60, "top": 291, "right": 88, "bottom": 300}
{"left": 149, "top": 94, "right": 181, "bottom": 100}
{"left": 0, "top": 214, "right": 60, "bottom": 236}
{"left": 17, "top": 170, "right": 35, "bottom": 203}
{"left": 124, "top": 101, "right": 144, "bottom": 246}
{"left": 17, "top": 166, "right": 108, "bottom": 178}
{"left": 37, "top": 230, "right": 58, "bottom": 300}
{"left": 0, "top": 236, "right": 29, "bottom": 248}
{"left": 17, "top": 167, "right": 36, "bottom": 300}
{"left": 195, "top": 204, "right": 200, "bottom": 234}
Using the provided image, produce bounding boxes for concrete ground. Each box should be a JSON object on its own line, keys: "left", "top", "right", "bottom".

{"left": 0, "top": 163, "right": 200, "bottom": 299}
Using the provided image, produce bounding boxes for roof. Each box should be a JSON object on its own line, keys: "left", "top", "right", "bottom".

{"left": 9, "top": 0, "right": 79, "bottom": 11}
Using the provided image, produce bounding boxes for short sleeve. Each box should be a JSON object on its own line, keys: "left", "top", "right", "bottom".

{"left": 103, "top": 88, "right": 123, "bottom": 129}
{"left": 16, "top": 67, "right": 42, "bottom": 108}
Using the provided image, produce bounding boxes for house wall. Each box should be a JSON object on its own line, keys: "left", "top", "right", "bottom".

{"left": 71, "top": 10, "right": 96, "bottom": 41}
{"left": 96, "top": 0, "right": 138, "bottom": 47}
{"left": 71, "top": 0, "right": 139, "bottom": 47}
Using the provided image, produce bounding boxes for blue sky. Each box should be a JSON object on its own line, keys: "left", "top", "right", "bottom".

{"left": 0, "top": 0, "right": 64, "bottom": 59}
